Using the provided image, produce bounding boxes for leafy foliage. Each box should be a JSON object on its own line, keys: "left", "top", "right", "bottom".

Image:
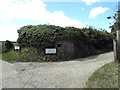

{"left": 107, "top": 3, "right": 120, "bottom": 33}
{"left": 2, "top": 40, "right": 13, "bottom": 53}
{"left": 17, "top": 25, "right": 64, "bottom": 48}
{"left": 17, "top": 25, "right": 113, "bottom": 61}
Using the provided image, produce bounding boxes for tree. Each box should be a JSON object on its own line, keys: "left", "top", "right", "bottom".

{"left": 107, "top": 1, "right": 120, "bottom": 32}
{"left": 2, "top": 40, "right": 13, "bottom": 52}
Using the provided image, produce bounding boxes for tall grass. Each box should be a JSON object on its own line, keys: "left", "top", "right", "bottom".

{"left": 2, "top": 49, "right": 42, "bottom": 63}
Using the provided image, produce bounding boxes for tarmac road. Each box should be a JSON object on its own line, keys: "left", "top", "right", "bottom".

{"left": 0, "top": 51, "right": 114, "bottom": 88}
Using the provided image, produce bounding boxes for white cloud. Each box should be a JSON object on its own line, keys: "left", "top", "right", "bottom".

{"left": 81, "top": 0, "right": 101, "bottom": 5}
{"left": 0, "top": 27, "right": 18, "bottom": 41}
{"left": 0, "top": 0, "right": 87, "bottom": 41}
{"left": 0, "top": 0, "right": 86, "bottom": 27}
{"left": 48, "top": 11, "right": 86, "bottom": 28}
{"left": 1, "top": 18, "right": 11, "bottom": 24}
{"left": 0, "top": 0, "right": 47, "bottom": 22}
{"left": 109, "top": 18, "right": 115, "bottom": 22}
{"left": 89, "top": 7, "right": 109, "bottom": 18}
{"left": 107, "top": 28, "right": 111, "bottom": 33}
{"left": 86, "top": 3, "right": 92, "bottom": 5}
{"left": 81, "top": 0, "right": 100, "bottom": 3}
{"left": 41, "top": 0, "right": 119, "bottom": 2}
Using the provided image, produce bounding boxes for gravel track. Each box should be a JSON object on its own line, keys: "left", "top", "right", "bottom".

{"left": 0, "top": 52, "right": 114, "bottom": 88}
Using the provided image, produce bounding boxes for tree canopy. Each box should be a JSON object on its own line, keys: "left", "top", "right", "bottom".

{"left": 108, "top": 2, "right": 120, "bottom": 32}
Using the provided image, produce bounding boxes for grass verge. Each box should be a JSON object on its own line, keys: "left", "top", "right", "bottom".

{"left": 2, "top": 49, "right": 42, "bottom": 62}
{"left": 86, "top": 61, "right": 119, "bottom": 88}
{"left": 2, "top": 45, "right": 77, "bottom": 62}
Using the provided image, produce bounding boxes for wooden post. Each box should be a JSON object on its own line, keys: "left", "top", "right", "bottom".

{"left": 116, "top": 30, "right": 120, "bottom": 60}
{"left": 113, "top": 39, "right": 117, "bottom": 61}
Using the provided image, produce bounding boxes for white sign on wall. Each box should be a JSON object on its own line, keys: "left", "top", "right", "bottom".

{"left": 14, "top": 46, "right": 20, "bottom": 50}
{"left": 45, "top": 48, "right": 57, "bottom": 54}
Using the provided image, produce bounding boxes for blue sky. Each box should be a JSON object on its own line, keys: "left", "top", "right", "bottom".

{"left": 0, "top": 0, "right": 119, "bottom": 41}
{"left": 45, "top": 2, "right": 117, "bottom": 29}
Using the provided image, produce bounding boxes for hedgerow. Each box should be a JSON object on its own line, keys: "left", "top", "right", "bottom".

{"left": 16, "top": 25, "right": 113, "bottom": 61}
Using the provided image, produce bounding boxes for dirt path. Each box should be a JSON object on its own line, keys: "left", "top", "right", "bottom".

{"left": 1, "top": 52, "right": 114, "bottom": 88}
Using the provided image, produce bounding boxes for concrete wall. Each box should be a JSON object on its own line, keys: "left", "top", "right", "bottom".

{"left": 55, "top": 40, "right": 75, "bottom": 54}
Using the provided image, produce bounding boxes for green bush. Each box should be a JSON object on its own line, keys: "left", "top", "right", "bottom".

{"left": 2, "top": 40, "right": 13, "bottom": 53}
{"left": 16, "top": 25, "right": 114, "bottom": 61}
{"left": 17, "top": 25, "right": 113, "bottom": 50}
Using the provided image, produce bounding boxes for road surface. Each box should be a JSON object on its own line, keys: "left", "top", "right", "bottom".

{"left": 0, "top": 52, "right": 114, "bottom": 88}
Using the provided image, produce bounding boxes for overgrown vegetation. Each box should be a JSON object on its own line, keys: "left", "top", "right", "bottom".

{"left": 2, "top": 40, "right": 13, "bottom": 53}
{"left": 86, "top": 62, "right": 119, "bottom": 88}
{"left": 107, "top": 3, "right": 120, "bottom": 40}
{"left": 17, "top": 25, "right": 113, "bottom": 51}
{"left": 107, "top": 6, "right": 120, "bottom": 33}
{"left": 2, "top": 48, "right": 40, "bottom": 62}
{"left": 2, "top": 25, "right": 114, "bottom": 62}
{"left": 2, "top": 47, "right": 74, "bottom": 62}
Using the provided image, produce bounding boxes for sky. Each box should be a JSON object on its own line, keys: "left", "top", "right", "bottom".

{"left": 0, "top": 0, "right": 119, "bottom": 41}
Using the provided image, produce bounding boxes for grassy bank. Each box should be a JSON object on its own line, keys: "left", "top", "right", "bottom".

{"left": 2, "top": 49, "right": 42, "bottom": 62}
{"left": 2, "top": 38, "right": 113, "bottom": 62}
{"left": 2, "top": 48, "right": 111, "bottom": 63}
{"left": 86, "top": 61, "right": 119, "bottom": 88}
{"left": 2, "top": 47, "right": 75, "bottom": 62}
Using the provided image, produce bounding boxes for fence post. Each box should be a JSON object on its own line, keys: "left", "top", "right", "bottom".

{"left": 116, "top": 30, "right": 120, "bottom": 60}
{"left": 113, "top": 39, "right": 117, "bottom": 61}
